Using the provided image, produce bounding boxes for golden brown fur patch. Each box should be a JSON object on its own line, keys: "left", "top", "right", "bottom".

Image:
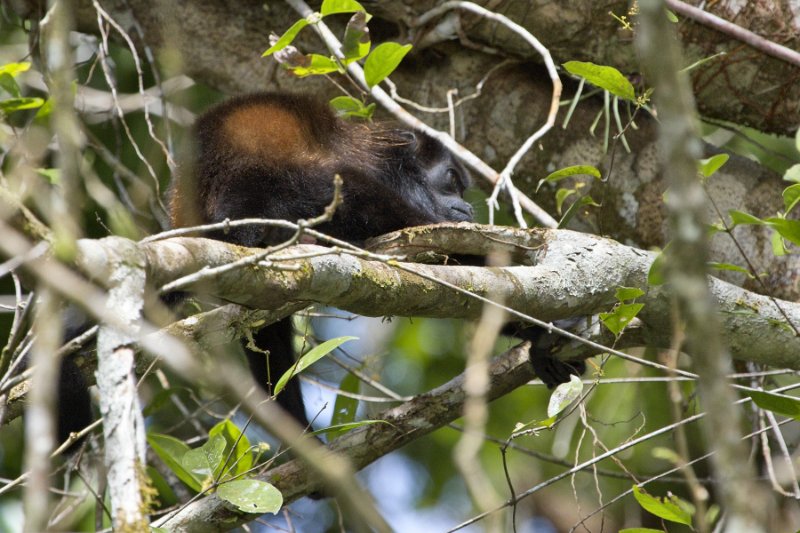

{"left": 222, "top": 104, "right": 320, "bottom": 163}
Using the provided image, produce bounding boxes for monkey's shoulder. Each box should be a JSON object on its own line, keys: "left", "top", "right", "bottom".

{"left": 196, "top": 92, "right": 343, "bottom": 163}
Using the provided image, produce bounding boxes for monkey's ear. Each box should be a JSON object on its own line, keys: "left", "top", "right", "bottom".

{"left": 398, "top": 130, "right": 418, "bottom": 147}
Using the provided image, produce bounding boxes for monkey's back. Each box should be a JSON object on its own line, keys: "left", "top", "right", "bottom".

{"left": 170, "top": 93, "right": 383, "bottom": 235}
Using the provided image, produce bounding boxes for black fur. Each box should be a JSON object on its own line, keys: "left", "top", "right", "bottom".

{"left": 170, "top": 93, "right": 473, "bottom": 427}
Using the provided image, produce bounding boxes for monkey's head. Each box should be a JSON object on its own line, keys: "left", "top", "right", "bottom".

{"left": 388, "top": 130, "right": 473, "bottom": 224}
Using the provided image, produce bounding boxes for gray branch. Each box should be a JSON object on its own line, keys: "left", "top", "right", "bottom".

{"left": 126, "top": 226, "right": 800, "bottom": 371}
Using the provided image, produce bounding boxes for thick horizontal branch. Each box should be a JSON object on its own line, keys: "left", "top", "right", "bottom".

{"left": 73, "top": 223, "right": 800, "bottom": 370}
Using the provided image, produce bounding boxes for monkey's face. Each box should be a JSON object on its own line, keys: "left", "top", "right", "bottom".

{"left": 421, "top": 155, "right": 473, "bottom": 223}
{"left": 409, "top": 133, "right": 473, "bottom": 223}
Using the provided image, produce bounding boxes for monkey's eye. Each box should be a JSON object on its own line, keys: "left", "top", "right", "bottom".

{"left": 446, "top": 168, "right": 461, "bottom": 191}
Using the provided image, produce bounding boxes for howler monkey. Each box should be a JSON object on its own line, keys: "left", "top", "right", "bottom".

{"left": 54, "top": 92, "right": 582, "bottom": 444}
{"left": 168, "top": 92, "right": 475, "bottom": 429}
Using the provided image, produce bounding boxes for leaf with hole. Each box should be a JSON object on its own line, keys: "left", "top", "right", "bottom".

{"left": 600, "top": 302, "right": 643, "bottom": 336}
{"left": 182, "top": 434, "right": 227, "bottom": 483}
{"left": 217, "top": 479, "right": 283, "bottom": 514}
{"left": 615, "top": 287, "right": 644, "bottom": 301}
{"left": 341, "top": 11, "right": 370, "bottom": 63}
{"left": 547, "top": 375, "right": 583, "bottom": 418}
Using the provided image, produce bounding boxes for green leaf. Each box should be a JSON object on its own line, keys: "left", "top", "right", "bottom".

{"left": 147, "top": 433, "right": 202, "bottom": 492}
{"left": 728, "top": 209, "right": 764, "bottom": 226}
{"left": 35, "top": 168, "right": 60, "bottom": 184}
{"left": 783, "top": 163, "right": 800, "bottom": 184}
{"left": 704, "top": 505, "right": 721, "bottom": 528}
{"left": 274, "top": 336, "right": 358, "bottom": 395}
{"left": 143, "top": 387, "right": 182, "bottom": 417}
{"left": 341, "top": 11, "right": 370, "bottom": 63}
{"left": 0, "top": 73, "right": 20, "bottom": 98}
{"left": 320, "top": 0, "right": 365, "bottom": 16}
{"left": 34, "top": 97, "right": 54, "bottom": 120}
{"left": 330, "top": 96, "right": 363, "bottom": 113}
{"left": 555, "top": 188, "right": 576, "bottom": 215}
{"left": 632, "top": 485, "right": 693, "bottom": 526}
{"left": 217, "top": 479, "right": 283, "bottom": 514}
{"left": 364, "top": 42, "right": 412, "bottom": 88}
{"left": 765, "top": 217, "right": 800, "bottom": 246}
{"left": 615, "top": 287, "right": 644, "bottom": 301}
{"left": 707, "top": 262, "right": 754, "bottom": 278}
{"left": 619, "top": 529, "right": 666, "bottom": 533}
{"left": 538, "top": 165, "right": 602, "bottom": 190}
{"left": 783, "top": 183, "right": 800, "bottom": 214}
{"left": 182, "top": 434, "right": 227, "bottom": 482}
{"left": 647, "top": 250, "right": 666, "bottom": 286}
{"left": 262, "top": 19, "right": 310, "bottom": 56}
{"left": 563, "top": 61, "right": 636, "bottom": 101}
{"left": 0, "top": 97, "right": 45, "bottom": 113}
{"left": 698, "top": 153, "right": 729, "bottom": 178}
{"left": 547, "top": 375, "right": 583, "bottom": 418}
{"left": 680, "top": 52, "right": 726, "bottom": 73}
{"left": 329, "top": 96, "right": 375, "bottom": 119}
{"left": 0, "top": 62, "right": 31, "bottom": 77}
{"left": 557, "top": 195, "right": 600, "bottom": 229}
{"left": 665, "top": 9, "right": 679, "bottom": 23}
{"left": 331, "top": 372, "right": 359, "bottom": 427}
{"left": 745, "top": 390, "right": 800, "bottom": 420}
{"left": 795, "top": 125, "right": 800, "bottom": 153}
{"left": 771, "top": 230, "right": 787, "bottom": 256}
{"left": 651, "top": 446, "right": 682, "bottom": 464}
{"left": 599, "top": 302, "right": 643, "bottom": 336}
{"left": 313, "top": 419, "right": 389, "bottom": 435}
{"left": 209, "top": 419, "right": 252, "bottom": 477}
{"left": 513, "top": 415, "right": 557, "bottom": 433}
{"left": 290, "top": 54, "right": 340, "bottom": 77}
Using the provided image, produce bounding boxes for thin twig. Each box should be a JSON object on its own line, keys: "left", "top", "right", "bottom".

{"left": 664, "top": 0, "right": 800, "bottom": 68}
